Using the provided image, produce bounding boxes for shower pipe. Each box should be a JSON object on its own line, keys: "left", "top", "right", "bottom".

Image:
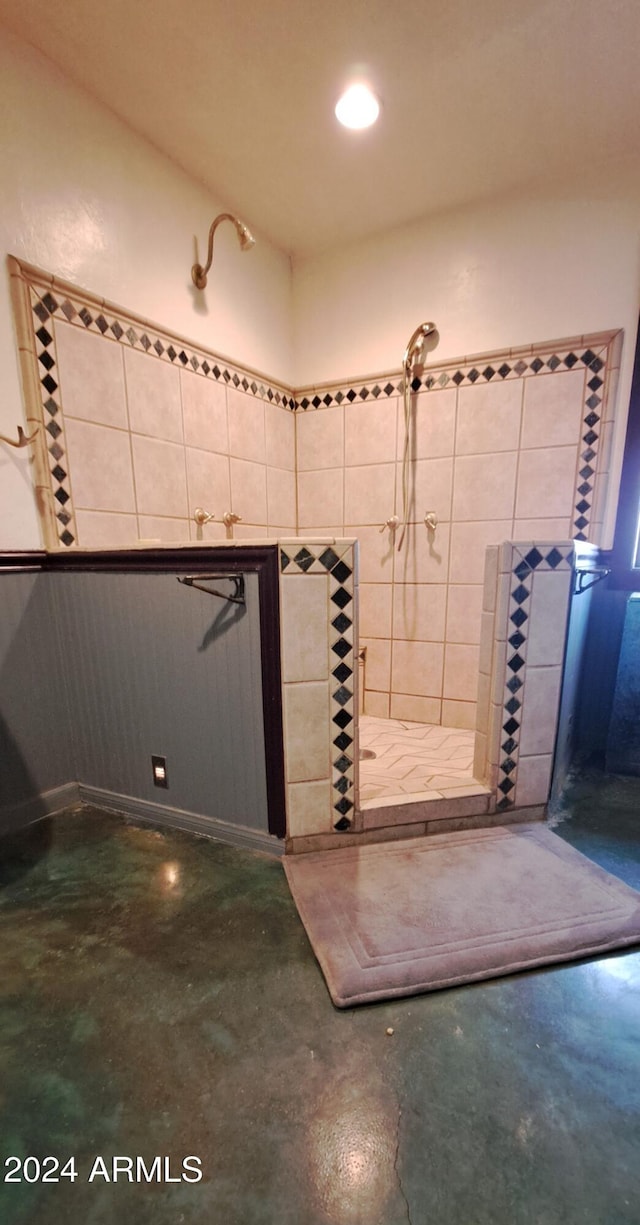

{"left": 397, "top": 321, "right": 437, "bottom": 550}
{"left": 191, "top": 213, "right": 255, "bottom": 290}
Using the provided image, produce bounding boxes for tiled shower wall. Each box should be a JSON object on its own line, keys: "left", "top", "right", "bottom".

{"left": 11, "top": 260, "right": 621, "bottom": 730}
{"left": 296, "top": 336, "right": 621, "bottom": 728}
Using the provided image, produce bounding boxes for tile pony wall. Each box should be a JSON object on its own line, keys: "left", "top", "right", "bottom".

{"left": 10, "top": 257, "right": 622, "bottom": 737}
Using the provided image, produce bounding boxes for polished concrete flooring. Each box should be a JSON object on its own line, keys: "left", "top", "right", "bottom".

{"left": 1, "top": 771, "right": 639, "bottom": 1225}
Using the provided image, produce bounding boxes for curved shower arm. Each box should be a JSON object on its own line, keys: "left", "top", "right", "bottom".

{"left": 192, "top": 213, "right": 255, "bottom": 290}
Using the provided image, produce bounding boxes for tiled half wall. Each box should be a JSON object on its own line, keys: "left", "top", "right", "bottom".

{"left": 10, "top": 257, "right": 622, "bottom": 733}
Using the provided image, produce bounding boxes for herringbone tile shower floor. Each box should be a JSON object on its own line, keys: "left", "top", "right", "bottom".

{"left": 359, "top": 715, "right": 481, "bottom": 804}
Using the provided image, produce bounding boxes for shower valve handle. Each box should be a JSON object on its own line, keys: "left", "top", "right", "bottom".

{"left": 380, "top": 515, "right": 400, "bottom": 533}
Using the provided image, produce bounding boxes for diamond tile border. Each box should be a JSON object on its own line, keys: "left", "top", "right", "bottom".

{"left": 13, "top": 261, "right": 619, "bottom": 552}
{"left": 495, "top": 544, "right": 573, "bottom": 811}
{"left": 296, "top": 339, "right": 619, "bottom": 547}
{"left": 279, "top": 541, "right": 357, "bottom": 827}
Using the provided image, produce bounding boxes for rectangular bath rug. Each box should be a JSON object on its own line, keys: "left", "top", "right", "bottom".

{"left": 283, "top": 824, "right": 640, "bottom": 1007}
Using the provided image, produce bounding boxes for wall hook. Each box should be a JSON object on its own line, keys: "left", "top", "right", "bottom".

{"left": 0, "top": 424, "right": 40, "bottom": 449}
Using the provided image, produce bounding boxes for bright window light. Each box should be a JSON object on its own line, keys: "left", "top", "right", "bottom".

{"left": 335, "top": 84, "right": 380, "bottom": 130}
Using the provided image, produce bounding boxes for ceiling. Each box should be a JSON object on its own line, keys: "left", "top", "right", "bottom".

{"left": 2, "top": 0, "right": 640, "bottom": 259}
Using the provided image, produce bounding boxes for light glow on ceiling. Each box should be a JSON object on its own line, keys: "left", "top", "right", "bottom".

{"left": 335, "top": 83, "right": 380, "bottom": 130}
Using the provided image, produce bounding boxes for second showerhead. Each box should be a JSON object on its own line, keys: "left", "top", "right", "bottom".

{"left": 403, "top": 321, "right": 437, "bottom": 371}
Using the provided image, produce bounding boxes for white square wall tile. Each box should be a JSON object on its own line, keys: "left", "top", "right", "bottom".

{"left": 124, "top": 347, "right": 182, "bottom": 443}
{"left": 64, "top": 419, "right": 136, "bottom": 512}
{"left": 227, "top": 387, "right": 266, "bottom": 463}
{"left": 55, "top": 322, "right": 128, "bottom": 428}
{"left": 297, "top": 405, "right": 344, "bottom": 471}
{"left": 283, "top": 682, "right": 330, "bottom": 782}
{"left": 185, "top": 448, "right": 231, "bottom": 520}
{"left": 229, "top": 457, "right": 267, "bottom": 525}
{"left": 521, "top": 369, "right": 585, "bottom": 449}
{"left": 344, "top": 463, "right": 396, "bottom": 526}
{"left": 392, "top": 583, "right": 447, "bottom": 642}
{"left": 450, "top": 524, "right": 511, "bottom": 586}
{"left": 131, "top": 435, "right": 188, "bottom": 517}
{"left": 345, "top": 398, "right": 399, "bottom": 466}
{"left": 446, "top": 585, "right": 484, "bottom": 644}
{"left": 456, "top": 379, "right": 523, "bottom": 455}
{"left": 180, "top": 370, "right": 228, "bottom": 453}
{"left": 516, "top": 447, "right": 578, "bottom": 519}
{"left": 515, "top": 754, "right": 553, "bottom": 807}
{"left": 344, "top": 525, "right": 394, "bottom": 584}
{"left": 298, "top": 469, "right": 344, "bottom": 528}
{"left": 391, "top": 639, "right": 444, "bottom": 698}
{"left": 287, "top": 780, "right": 332, "bottom": 836}
{"left": 452, "top": 452, "right": 518, "bottom": 521}
{"left": 360, "top": 637, "right": 392, "bottom": 691}
{"left": 393, "top": 522, "right": 451, "bottom": 585}
{"left": 280, "top": 573, "right": 329, "bottom": 682}
{"left": 359, "top": 583, "right": 393, "bottom": 638}
{"left": 267, "top": 467, "right": 296, "bottom": 527}
{"left": 403, "top": 388, "right": 456, "bottom": 460}
{"left": 518, "top": 666, "right": 563, "bottom": 756}
{"left": 74, "top": 510, "right": 138, "bottom": 548}
{"left": 443, "top": 644, "right": 480, "bottom": 702}
{"left": 401, "top": 457, "right": 453, "bottom": 522}
{"left": 441, "top": 699, "right": 477, "bottom": 730}
{"left": 265, "top": 403, "right": 295, "bottom": 470}
{"left": 389, "top": 693, "right": 442, "bottom": 723}
{"left": 526, "top": 569, "right": 572, "bottom": 667}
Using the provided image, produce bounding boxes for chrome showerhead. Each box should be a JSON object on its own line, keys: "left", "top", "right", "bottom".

{"left": 403, "top": 321, "right": 437, "bottom": 371}
{"left": 192, "top": 212, "right": 256, "bottom": 289}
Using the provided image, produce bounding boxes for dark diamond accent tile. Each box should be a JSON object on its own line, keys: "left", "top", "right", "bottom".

{"left": 232, "top": 373, "right": 240, "bottom": 386}
{"left": 588, "top": 375, "right": 603, "bottom": 391}
{"left": 54, "top": 487, "right": 70, "bottom": 505}
{"left": 333, "top": 709, "right": 353, "bottom": 730}
{"left": 371, "top": 385, "right": 382, "bottom": 398}
{"left": 483, "top": 366, "right": 496, "bottom": 380}
{"left": 506, "top": 675, "right": 523, "bottom": 693}
{"left": 51, "top": 464, "right": 66, "bottom": 483}
{"left": 42, "top": 292, "right": 58, "bottom": 314}
{"left": 576, "top": 498, "right": 590, "bottom": 514}
{"left": 332, "top": 612, "right": 352, "bottom": 634}
{"left": 524, "top": 547, "right": 544, "bottom": 569}
{"left": 333, "top": 816, "right": 352, "bottom": 831}
{"left": 212, "top": 365, "right": 221, "bottom": 379}
{"left": 506, "top": 697, "right": 521, "bottom": 715}
{"left": 167, "top": 345, "right": 177, "bottom": 361}
{"left": 510, "top": 607, "right": 528, "bottom": 628}
{"left": 508, "top": 631, "right": 525, "bottom": 650}
{"left": 585, "top": 394, "right": 601, "bottom": 411}
{"left": 346, "top": 389, "right": 357, "bottom": 402}
{"left": 530, "top": 357, "right": 544, "bottom": 373}
{"left": 319, "top": 547, "right": 339, "bottom": 570}
{"left": 201, "top": 360, "right": 211, "bottom": 375}
{"left": 334, "top": 796, "right": 354, "bottom": 816}
{"left": 280, "top": 550, "right": 291, "bottom": 572}
{"left": 334, "top": 732, "right": 353, "bottom": 751}
{"left": 497, "top": 796, "right": 514, "bottom": 810}
{"left": 545, "top": 547, "right": 564, "bottom": 569}
{"left": 360, "top": 387, "right": 370, "bottom": 399}
{"left": 514, "top": 560, "right": 530, "bottom": 581}
{"left": 583, "top": 430, "right": 598, "bottom": 446}
{"left": 583, "top": 447, "right": 596, "bottom": 462}
{"left": 332, "top": 560, "right": 352, "bottom": 583}
{"left": 581, "top": 349, "right": 596, "bottom": 367}
{"left": 513, "top": 360, "right": 527, "bottom": 375}
{"left": 334, "top": 755, "right": 352, "bottom": 773}
{"left": 57, "top": 510, "right": 71, "bottom": 525}
{"left": 502, "top": 737, "right": 517, "bottom": 754}
{"left": 332, "top": 662, "right": 352, "bottom": 684}
{"left": 511, "top": 584, "right": 530, "bottom": 605}
{"left": 578, "top": 482, "right": 592, "bottom": 497}
{"left": 50, "top": 441, "right": 64, "bottom": 461}
{"left": 584, "top": 412, "right": 600, "bottom": 428}
{"left": 333, "top": 685, "right": 352, "bottom": 706}
{"left": 241, "top": 377, "right": 249, "bottom": 391}
{"left": 335, "top": 391, "right": 344, "bottom": 404}
{"left": 36, "top": 326, "right": 53, "bottom": 347}
{"left": 294, "top": 547, "right": 314, "bottom": 571}
{"left": 411, "top": 376, "right": 421, "bottom": 393}
{"left": 44, "top": 397, "right": 58, "bottom": 417}
{"left": 60, "top": 530, "right": 75, "bottom": 547}
{"left": 323, "top": 394, "right": 333, "bottom": 406}
{"left": 33, "top": 301, "right": 50, "bottom": 323}
{"left": 79, "top": 307, "right": 93, "bottom": 327}
{"left": 46, "top": 419, "right": 62, "bottom": 439}
{"left": 547, "top": 355, "right": 561, "bottom": 370}
{"left": 384, "top": 383, "right": 395, "bottom": 396}
{"left": 508, "top": 653, "right": 525, "bottom": 673}
{"left": 60, "top": 300, "right": 76, "bottom": 321}
{"left": 468, "top": 368, "right": 480, "bottom": 382}
{"left": 331, "top": 587, "right": 352, "bottom": 610}
{"left": 579, "top": 465, "right": 594, "bottom": 480}
{"left": 574, "top": 531, "right": 587, "bottom": 542}
{"left": 564, "top": 353, "right": 579, "bottom": 368}
{"left": 575, "top": 515, "right": 589, "bottom": 530}
{"left": 38, "top": 349, "right": 55, "bottom": 371}
{"left": 334, "top": 776, "right": 350, "bottom": 795}
{"left": 503, "top": 717, "right": 520, "bottom": 736}
{"left": 111, "top": 321, "right": 124, "bottom": 340}
{"left": 95, "top": 314, "right": 109, "bottom": 334}
{"left": 452, "top": 371, "right": 464, "bottom": 386}
{"left": 498, "top": 777, "right": 515, "bottom": 795}
{"left": 332, "top": 638, "right": 351, "bottom": 659}
{"left": 312, "top": 395, "right": 321, "bottom": 408}
{"left": 498, "top": 363, "right": 511, "bottom": 378}
{"left": 502, "top": 758, "right": 516, "bottom": 774}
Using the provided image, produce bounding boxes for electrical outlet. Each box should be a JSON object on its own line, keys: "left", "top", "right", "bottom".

{"left": 151, "top": 755, "right": 168, "bottom": 788}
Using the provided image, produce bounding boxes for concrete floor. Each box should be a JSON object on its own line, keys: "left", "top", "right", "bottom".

{"left": 0, "top": 773, "right": 639, "bottom": 1225}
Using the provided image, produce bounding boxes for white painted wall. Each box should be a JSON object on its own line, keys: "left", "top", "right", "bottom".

{"left": 0, "top": 29, "right": 293, "bottom": 549}
{"left": 292, "top": 189, "right": 640, "bottom": 544}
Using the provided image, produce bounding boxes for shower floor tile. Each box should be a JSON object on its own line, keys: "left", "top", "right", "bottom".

{"left": 359, "top": 715, "right": 482, "bottom": 804}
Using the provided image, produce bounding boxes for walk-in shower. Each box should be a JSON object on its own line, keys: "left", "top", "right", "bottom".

{"left": 397, "top": 321, "right": 437, "bottom": 549}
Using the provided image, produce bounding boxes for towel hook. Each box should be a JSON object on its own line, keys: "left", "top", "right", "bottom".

{"left": 0, "top": 424, "right": 40, "bottom": 449}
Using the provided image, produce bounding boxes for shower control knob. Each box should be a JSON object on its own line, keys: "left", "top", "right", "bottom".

{"left": 193, "top": 507, "right": 215, "bottom": 525}
{"left": 424, "top": 511, "right": 438, "bottom": 531}
{"left": 222, "top": 511, "right": 242, "bottom": 528}
{"left": 379, "top": 515, "right": 400, "bottom": 533}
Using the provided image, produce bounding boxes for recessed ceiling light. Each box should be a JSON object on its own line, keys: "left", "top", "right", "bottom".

{"left": 335, "top": 83, "right": 380, "bottom": 130}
